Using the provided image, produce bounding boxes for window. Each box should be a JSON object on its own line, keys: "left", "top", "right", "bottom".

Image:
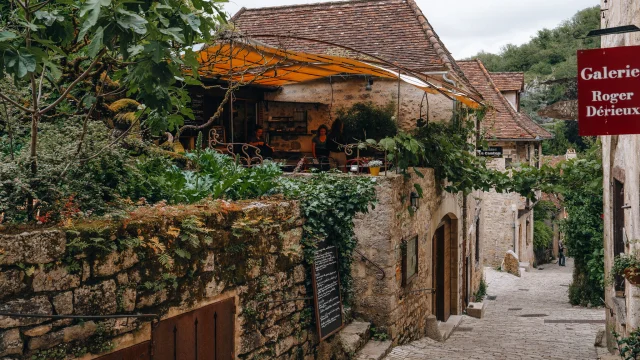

{"left": 475, "top": 217, "right": 480, "bottom": 264}
{"left": 402, "top": 236, "right": 418, "bottom": 286}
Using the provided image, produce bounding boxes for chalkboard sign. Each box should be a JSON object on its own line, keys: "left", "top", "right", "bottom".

{"left": 477, "top": 146, "right": 503, "bottom": 157}
{"left": 187, "top": 87, "right": 207, "bottom": 125}
{"left": 311, "top": 244, "right": 344, "bottom": 341}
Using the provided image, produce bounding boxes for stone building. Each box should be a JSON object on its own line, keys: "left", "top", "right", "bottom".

{"left": 600, "top": 0, "right": 640, "bottom": 352}
{"left": 232, "top": 0, "right": 486, "bottom": 344}
{"left": 458, "top": 60, "right": 552, "bottom": 268}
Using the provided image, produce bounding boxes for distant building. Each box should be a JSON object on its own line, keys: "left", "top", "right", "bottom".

{"left": 231, "top": 0, "right": 485, "bottom": 344}
{"left": 458, "top": 60, "right": 552, "bottom": 268}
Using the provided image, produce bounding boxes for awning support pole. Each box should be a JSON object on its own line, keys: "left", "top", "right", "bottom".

{"left": 397, "top": 67, "right": 401, "bottom": 125}
{"left": 230, "top": 39, "right": 234, "bottom": 143}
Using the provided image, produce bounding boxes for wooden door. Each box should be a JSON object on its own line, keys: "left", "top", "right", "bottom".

{"left": 433, "top": 225, "right": 450, "bottom": 322}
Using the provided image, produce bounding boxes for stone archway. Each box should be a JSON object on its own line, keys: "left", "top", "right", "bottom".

{"left": 432, "top": 214, "right": 459, "bottom": 322}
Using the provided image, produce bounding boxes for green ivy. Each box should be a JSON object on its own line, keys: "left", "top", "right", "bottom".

{"left": 279, "top": 172, "right": 377, "bottom": 304}
{"left": 614, "top": 328, "right": 640, "bottom": 360}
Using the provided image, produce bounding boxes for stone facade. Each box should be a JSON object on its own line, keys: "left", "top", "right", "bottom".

{"left": 352, "top": 170, "right": 483, "bottom": 345}
{"left": 601, "top": 0, "right": 640, "bottom": 351}
{"left": 481, "top": 141, "right": 538, "bottom": 267}
{"left": 263, "top": 76, "right": 455, "bottom": 153}
{"left": 0, "top": 200, "right": 316, "bottom": 359}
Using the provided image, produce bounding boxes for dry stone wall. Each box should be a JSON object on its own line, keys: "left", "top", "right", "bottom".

{"left": 0, "top": 200, "right": 316, "bottom": 359}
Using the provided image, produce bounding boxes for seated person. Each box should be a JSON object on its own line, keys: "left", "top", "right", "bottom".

{"left": 248, "top": 128, "right": 273, "bottom": 159}
{"left": 312, "top": 125, "right": 330, "bottom": 171}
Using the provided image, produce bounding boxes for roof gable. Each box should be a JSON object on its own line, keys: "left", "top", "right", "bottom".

{"left": 458, "top": 60, "right": 552, "bottom": 140}
{"left": 489, "top": 72, "right": 525, "bottom": 92}
{"left": 231, "top": 0, "right": 455, "bottom": 73}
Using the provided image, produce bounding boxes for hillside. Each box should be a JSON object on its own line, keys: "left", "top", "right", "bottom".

{"left": 468, "top": 6, "right": 600, "bottom": 154}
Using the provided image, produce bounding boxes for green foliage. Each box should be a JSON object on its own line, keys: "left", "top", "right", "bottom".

{"left": 473, "top": 278, "right": 488, "bottom": 302}
{"left": 470, "top": 6, "right": 600, "bottom": 126}
{"left": 0, "top": 0, "right": 225, "bottom": 131}
{"left": 130, "top": 147, "right": 283, "bottom": 204}
{"left": 414, "top": 118, "right": 512, "bottom": 195}
{"left": 279, "top": 172, "right": 377, "bottom": 304}
{"left": 550, "top": 146, "right": 603, "bottom": 306}
{"left": 614, "top": 328, "right": 640, "bottom": 360}
{"left": 533, "top": 220, "right": 553, "bottom": 250}
{"left": 370, "top": 326, "right": 389, "bottom": 341}
{"left": 609, "top": 254, "right": 640, "bottom": 285}
{"left": 543, "top": 121, "right": 592, "bottom": 155}
{"left": 339, "top": 102, "right": 398, "bottom": 142}
{"left": 0, "top": 120, "right": 140, "bottom": 223}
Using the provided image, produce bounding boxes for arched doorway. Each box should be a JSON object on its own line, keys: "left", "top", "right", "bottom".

{"left": 432, "top": 214, "right": 459, "bottom": 322}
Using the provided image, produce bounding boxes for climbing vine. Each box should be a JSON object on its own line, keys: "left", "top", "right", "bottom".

{"left": 279, "top": 172, "right": 377, "bottom": 304}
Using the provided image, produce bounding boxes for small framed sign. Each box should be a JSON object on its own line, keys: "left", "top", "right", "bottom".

{"left": 477, "top": 146, "right": 503, "bottom": 157}
{"left": 402, "top": 236, "right": 418, "bottom": 286}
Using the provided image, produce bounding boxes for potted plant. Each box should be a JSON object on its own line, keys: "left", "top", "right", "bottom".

{"left": 368, "top": 160, "right": 383, "bottom": 176}
{"left": 611, "top": 254, "right": 640, "bottom": 286}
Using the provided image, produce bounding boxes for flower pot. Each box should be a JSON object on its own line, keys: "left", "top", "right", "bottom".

{"left": 624, "top": 268, "right": 640, "bottom": 286}
{"left": 369, "top": 167, "right": 380, "bottom": 176}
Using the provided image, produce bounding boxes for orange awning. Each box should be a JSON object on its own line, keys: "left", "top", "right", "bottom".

{"left": 196, "top": 37, "right": 483, "bottom": 109}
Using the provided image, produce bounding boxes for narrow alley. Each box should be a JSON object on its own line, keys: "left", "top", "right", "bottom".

{"left": 385, "top": 259, "right": 606, "bottom": 360}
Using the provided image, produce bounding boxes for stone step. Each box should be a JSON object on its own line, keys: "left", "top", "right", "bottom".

{"left": 338, "top": 321, "right": 371, "bottom": 355}
{"left": 466, "top": 302, "right": 485, "bottom": 319}
{"left": 438, "top": 315, "right": 463, "bottom": 340}
{"left": 355, "top": 340, "right": 392, "bottom": 360}
{"left": 519, "top": 262, "right": 530, "bottom": 271}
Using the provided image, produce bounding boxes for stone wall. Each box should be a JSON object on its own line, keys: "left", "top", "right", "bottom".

{"left": 265, "top": 76, "right": 454, "bottom": 137}
{"left": 351, "top": 170, "right": 480, "bottom": 345}
{"left": 480, "top": 190, "right": 534, "bottom": 268}
{"left": 482, "top": 140, "right": 537, "bottom": 267}
{"left": 0, "top": 200, "right": 315, "bottom": 359}
{"left": 601, "top": 0, "right": 640, "bottom": 350}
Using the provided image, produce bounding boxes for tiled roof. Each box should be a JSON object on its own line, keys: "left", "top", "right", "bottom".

{"left": 231, "top": 0, "right": 466, "bottom": 78}
{"left": 489, "top": 72, "right": 524, "bottom": 92}
{"left": 457, "top": 59, "right": 552, "bottom": 140}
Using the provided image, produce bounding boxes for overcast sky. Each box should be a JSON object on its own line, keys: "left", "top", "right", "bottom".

{"left": 223, "top": 0, "right": 599, "bottom": 59}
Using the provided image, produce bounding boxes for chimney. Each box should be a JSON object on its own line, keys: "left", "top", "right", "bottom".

{"left": 565, "top": 149, "right": 577, "bottom": 160}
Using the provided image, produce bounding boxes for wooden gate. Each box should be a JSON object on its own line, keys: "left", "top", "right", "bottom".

{"left": 95, "top": 298, "right": 235, "bottom": 360}
{"left": 95, "top": 341, "right": 151, "bottom": 360}
{"left": 153, "top": 298, "right": 235, "bottom": 360}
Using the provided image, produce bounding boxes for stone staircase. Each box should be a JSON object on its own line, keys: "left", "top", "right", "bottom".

{"left": 337, "top": 321, "right": 392, "bottom": 360}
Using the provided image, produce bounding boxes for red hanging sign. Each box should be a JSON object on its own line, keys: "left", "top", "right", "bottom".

{"left": 577, "top": 46, "right": 640, "bottom": 136}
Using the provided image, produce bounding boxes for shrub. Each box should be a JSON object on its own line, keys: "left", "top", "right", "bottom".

{"left": 339, "top": 102, "right": 397, "bottom": 143}
{"left": 0, "top": 120, "right": 140, "bottom": 223}
{"left": 533, "top": 220, "right": 553, "bottom": 250}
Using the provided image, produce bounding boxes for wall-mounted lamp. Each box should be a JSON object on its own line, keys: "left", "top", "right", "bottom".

{"left": 410, "top": 191, "right": 420, "bottom": 210}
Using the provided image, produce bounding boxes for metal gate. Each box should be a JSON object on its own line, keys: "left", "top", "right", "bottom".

{"left": 95, "top": 298, "right": 235, "bottom": 360}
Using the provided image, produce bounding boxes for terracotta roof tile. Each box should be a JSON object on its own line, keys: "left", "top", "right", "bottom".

{"left": 489, "top": 72, "right": 524, "bottom": 92}
{"left": 231, "top": 0, "right": 456, "bottom": 74}
{"left": 457, "top": 60, "right": 552, "bottom": 140}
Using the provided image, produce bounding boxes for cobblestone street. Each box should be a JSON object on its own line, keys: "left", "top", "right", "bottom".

{"left": 385, "top": 258, "right": 606, "bottom": 360}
